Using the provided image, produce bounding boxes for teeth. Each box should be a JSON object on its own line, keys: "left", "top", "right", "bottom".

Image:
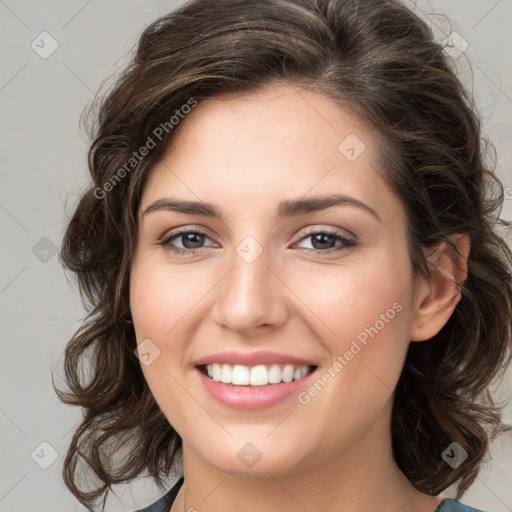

{"left": 203, "top": 363, "right": 312, "bottom": 386}
{"left": 220, "top": 364, "right": 232, "bottom": 384}
{"left": 268, "top": 364, "right": 281, "bottom": 384}
{"left": 282, "top": 365, "right": 294, "bottom": 383}
{"left": 232, "top": 365, "right": 250, "bottom": 385}
{"left": 211, "top": 363, "right": 221, "bottom": 381}
{"left": 249, "top": 365, "right": 267, "bottom": 386}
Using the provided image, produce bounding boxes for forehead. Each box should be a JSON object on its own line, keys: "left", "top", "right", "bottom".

{"left": 166, "top": 83, "right": 369, "bottom": 165}
{"left": 140, "top": 83, "right": 400, "bottom": 224}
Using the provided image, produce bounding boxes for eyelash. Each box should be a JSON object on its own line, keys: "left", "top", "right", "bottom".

{"left": 158, "top": 227, "right": 357, "bottom": 256}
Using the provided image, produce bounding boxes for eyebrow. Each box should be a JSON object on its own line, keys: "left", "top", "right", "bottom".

{"left": 142, "top": 193, "right": 381, "bottom": 223}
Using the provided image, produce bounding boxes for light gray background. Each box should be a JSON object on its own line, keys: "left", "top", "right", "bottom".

{"left": 1, "top": 1, "right": 511, "bottom": 511}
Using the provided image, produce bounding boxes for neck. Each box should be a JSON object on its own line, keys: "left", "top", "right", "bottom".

{"left": 172, "top": 406, "right": 440, "bottom": 512}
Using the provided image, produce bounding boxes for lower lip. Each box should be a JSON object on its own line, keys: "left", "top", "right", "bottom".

{"left": 197, "top": 368, "right": 317, "bottom": 410}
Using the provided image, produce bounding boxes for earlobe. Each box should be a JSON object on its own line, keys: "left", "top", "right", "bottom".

{"left": 410, "top": 233, "right": 470, "bottom": 342}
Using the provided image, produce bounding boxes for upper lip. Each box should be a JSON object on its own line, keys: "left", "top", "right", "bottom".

{"left": 195, "top": 350, "right": 317, "bottom": 367}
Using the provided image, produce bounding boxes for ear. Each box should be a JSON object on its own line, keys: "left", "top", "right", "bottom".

{"left": 410, "top": 233, "right": 470, "bottom": 342}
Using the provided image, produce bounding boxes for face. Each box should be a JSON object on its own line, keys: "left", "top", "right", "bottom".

{"left": 130, "top": 82, "right": 420, "bottom": 477}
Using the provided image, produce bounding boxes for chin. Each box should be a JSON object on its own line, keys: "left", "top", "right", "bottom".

{"left": 193, "top": 433, "right": 314, "bottom": 477}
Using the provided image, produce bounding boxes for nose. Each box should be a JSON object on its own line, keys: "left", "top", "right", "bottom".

{"left": 210, "top": 244, "right": 289, "bottom": 336}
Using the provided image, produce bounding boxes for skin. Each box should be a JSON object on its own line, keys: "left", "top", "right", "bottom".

{"left": 130, "top": 82, "right": 470, "bottom": 512}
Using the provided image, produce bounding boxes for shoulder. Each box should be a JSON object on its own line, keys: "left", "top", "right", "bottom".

{"left": 437, "top": 498, "right": 487, "bottom": 512}
{"left": 133, "top": 476, "right": 184, "bottom": 512}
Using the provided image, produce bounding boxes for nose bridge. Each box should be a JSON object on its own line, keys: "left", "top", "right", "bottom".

{"left": 212, "top": 235, "right": 287, "bottom": 332}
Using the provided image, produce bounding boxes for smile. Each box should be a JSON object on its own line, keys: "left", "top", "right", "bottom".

{"left": 194, "top": 350, "right": 319, "bottom": 409}
{"left": 200, "top": 363, "right": 316, "bottom": 386}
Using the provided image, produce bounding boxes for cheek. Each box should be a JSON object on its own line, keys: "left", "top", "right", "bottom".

{"left": 130, "top": 259, "right": 208, "bottom": 341}
{"left": 291, "top": 249, "right": 413, "bottom": 350}
{"left": 129, "top": 260, "right": 191, "bottom": 396}
{"left": 129, "top": 259, "right": 206, "bottom": 430}
{"left": 292, "top": 247, "right": 413, "bottom": 410}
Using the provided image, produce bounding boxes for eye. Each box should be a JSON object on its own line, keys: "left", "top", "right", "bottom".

{"left": 294, "top": 228, "right": 357, "bottom": 253}
{"left": 158, "top": 229, "right": 215, "bottom": 255}
{"left": 158, "top": 227, "right": 357, "bottom": 255}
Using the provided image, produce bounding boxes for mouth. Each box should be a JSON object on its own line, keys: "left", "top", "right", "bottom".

{"left": 195, "top": 353, "right": 318, "bottom": 411}
{"left": 197, "top": 363, "right": 317, "bottom": 386}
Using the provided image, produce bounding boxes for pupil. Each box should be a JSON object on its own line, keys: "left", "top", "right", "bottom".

{"left": 184, "top": 233, "right": 203, "bottom": 249}
{"left": 313, "top": 233, "right": 334, "bottom": 249}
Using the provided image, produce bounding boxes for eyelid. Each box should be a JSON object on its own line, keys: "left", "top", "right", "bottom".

{"left": 297, "top": 225, "right": 357, "bottom": 242}
{"left": 159, "top": 224, "right": 355, "bottom": 241}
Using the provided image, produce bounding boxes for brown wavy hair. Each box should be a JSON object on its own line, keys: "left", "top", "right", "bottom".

{"left": 54, "top": 0, "right": 512, "bottom": 509}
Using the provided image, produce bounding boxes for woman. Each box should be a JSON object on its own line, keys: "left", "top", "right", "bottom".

{"left": 55, "top": 0, "right": 512, "bottom": 511}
